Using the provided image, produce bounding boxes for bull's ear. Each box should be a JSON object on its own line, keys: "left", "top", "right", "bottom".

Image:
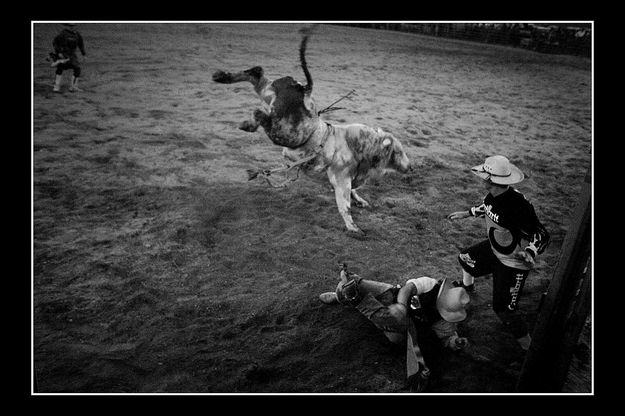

{"left": 382, "top": 137, "right": 392, "bottom": 147}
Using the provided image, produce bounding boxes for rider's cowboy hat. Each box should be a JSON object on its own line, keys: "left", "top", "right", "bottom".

{"left": 471, "top": 155, "right": 524, "bottom": 185}
{"left": 436, "top": 278, "right": 470, "bottom": 323}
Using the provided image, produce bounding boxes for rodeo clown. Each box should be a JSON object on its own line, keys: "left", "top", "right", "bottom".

{"left": 51, "top": 23, "right": 86, "bottom": 93}
{"left": 319, "top": 264, "right": 470, "bottom": 392}
{"left": 447, "top": 155, "right": 550, "bottom": 353}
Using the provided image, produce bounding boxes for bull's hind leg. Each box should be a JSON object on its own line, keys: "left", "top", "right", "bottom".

{"left": 212, "top": 66, "right": 268, "bottom": 96}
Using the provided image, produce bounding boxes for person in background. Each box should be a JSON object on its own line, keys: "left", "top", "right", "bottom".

{"left": 52, "top": 23, "right": 86, "bottom": 93}
{"left": 447, "top": 155, "right": 550, "bottom": 354}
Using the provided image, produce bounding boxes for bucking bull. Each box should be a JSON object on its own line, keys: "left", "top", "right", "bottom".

{"left": 212, "top": 27, "right": 412, "bottom": 234}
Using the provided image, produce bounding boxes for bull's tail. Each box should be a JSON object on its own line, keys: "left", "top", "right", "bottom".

{"left": 299, "top": 25, "right": 318, "bottom": 94}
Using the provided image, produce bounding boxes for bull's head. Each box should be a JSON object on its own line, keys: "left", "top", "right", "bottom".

{"left": 380, "top": 129, "right": 411, "bottom": 173}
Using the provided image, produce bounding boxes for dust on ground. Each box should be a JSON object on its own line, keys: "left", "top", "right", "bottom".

{"left": 33, "top": 23, "right": 592, "bottom": 393}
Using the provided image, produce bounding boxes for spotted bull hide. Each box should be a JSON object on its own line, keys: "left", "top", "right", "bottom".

{"left": 282, "top": 122, "right": 411, "bottom": 233}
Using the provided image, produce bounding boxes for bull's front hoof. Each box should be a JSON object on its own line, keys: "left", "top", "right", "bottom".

{"left": 346, "top": 228, "right": 367, "bottom": 239}
{"left": 239, "top": 120, "right": 259, "bottom": 132}
{"left": 212, "top": 70, "right": 232, "bottom": 83}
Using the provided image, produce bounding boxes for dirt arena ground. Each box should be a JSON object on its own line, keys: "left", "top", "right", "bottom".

{"left": 32, "top": 23, "right": 592, "bottom": 393}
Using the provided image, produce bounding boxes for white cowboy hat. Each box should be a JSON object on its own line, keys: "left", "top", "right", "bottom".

{"left": 471, "top": 155, "right": 525, "bottom": 185}
{"left": 436, "top": 278, "right": 470, "bottom": 323}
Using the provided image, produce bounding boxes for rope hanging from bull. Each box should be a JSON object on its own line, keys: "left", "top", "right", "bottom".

{"left": 317, "top": 89, "right": 357, "bottom": 115}
{"left": 246, "top": 152, "right": 317, "bottom": 188}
